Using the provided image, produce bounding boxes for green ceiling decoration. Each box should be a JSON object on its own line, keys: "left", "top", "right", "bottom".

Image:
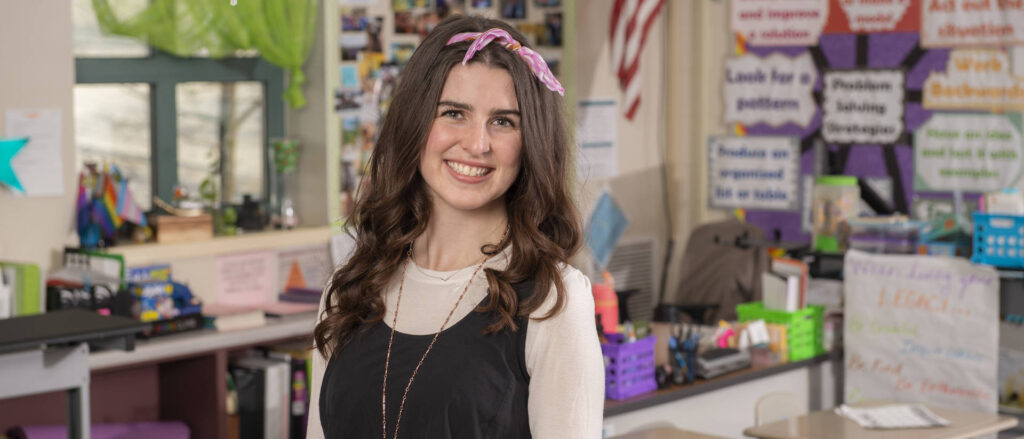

{"left": 92, "top": 0, "right": 318, "bottom": 108}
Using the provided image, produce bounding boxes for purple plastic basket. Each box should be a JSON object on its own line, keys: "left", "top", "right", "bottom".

{"left": 601, "top": 334, "right": 657, "bottom": 400}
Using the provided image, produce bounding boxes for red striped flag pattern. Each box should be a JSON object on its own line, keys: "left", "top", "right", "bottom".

{"left": 610, "top": 0, "right": 665, "bottom": 121}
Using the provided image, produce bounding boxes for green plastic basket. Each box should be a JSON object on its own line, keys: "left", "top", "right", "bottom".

{"left": 736, "top": 302, "right": 825, "bottom": 362}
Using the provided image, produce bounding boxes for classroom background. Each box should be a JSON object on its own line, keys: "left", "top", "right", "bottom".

{"left": 4, "top": 0, "right": 1024, "bottom": 438}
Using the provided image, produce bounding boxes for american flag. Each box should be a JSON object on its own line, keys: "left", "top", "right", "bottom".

{"left": 610, "top": 0, "right": 665, "bottom": 121}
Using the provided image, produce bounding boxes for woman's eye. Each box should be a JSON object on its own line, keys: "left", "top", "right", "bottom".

{"left": 441, "top": 109, "right": 463, "bottom": 119}
{"left": 493, "top": 117, "right": 516, "bottom": 128}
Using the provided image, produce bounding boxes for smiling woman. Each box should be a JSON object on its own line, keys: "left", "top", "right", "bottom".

{"left": 309, "top": 14, "right": 604, "bottom": 439}
{"left": 420, "top": 63, "right": 523, "bottom": 214}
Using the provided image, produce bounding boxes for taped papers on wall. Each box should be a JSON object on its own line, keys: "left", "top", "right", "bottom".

{"left": 576, "top": 100, "right": 618, "bottom": 181}
{"left": 922, "top": 0, "right": 1024, "bottom": 47}
{"left": 5, "top": 109, "right": 63, "bottom": 197}
{"left": 723, "top": 52, "right": 818, "bottom": 128}
{"left": 822, "top": 70, "right": 905, "bottom": 144}
{"left": 914, "top": 113, "right": 1023, "bottom": 193}
{"left": 924, "top": 49, "right": 1024, "bottom": 112}
{"left": 708, "top": 135, "right": 800, "bottom": 211}
{"left": 826, "top": 0, "right": 916, "bottom": 33}
{"left": 731, "top": 0, "right": 828, "bottom": 46}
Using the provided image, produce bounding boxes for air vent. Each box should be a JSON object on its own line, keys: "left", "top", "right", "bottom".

{"left": 592, "top": 235, "right": 660, "bottom": 322}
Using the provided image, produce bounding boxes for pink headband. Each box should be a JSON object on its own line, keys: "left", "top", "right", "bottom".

{"left": 446, "top": 28, "right": 565, "bottom": 96}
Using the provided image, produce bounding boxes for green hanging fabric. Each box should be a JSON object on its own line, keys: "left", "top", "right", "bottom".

{"left": 92, "top": 0, "right": 318, "bottom": 108}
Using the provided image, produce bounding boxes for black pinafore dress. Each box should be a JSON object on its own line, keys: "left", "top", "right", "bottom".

{"left": 319, "top": 280, "right": 534, "bottom": 438}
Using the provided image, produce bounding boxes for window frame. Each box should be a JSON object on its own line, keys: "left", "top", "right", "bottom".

{"left": 75, "top": 50, "right": 286, "bottom": 207}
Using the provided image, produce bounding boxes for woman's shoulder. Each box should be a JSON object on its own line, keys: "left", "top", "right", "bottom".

{"left": 528, "top": 263, "right": 593, "bottom": 320}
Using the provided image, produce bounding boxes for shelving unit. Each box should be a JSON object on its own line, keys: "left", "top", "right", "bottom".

{"left": 105, "top": 226, "right": 334, "bottom": 267}
{"left": 90, "top": 312, "right": 316, "bottom": 371}
{"left": 0, "top": 312, "right": 317, "bottom": 439}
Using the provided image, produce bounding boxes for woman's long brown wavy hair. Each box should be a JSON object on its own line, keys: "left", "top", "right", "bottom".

{"left": 314, "top": 15, "right": 581, "bottom": 358}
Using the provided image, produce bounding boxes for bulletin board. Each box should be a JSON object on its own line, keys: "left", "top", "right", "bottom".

{"left": 725, "top": 0, "right": 1024, "bottom": 243}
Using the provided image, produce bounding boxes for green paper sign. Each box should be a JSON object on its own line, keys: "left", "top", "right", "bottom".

{"left": 914, "top": 113, "right": 1023, "bottom": 193}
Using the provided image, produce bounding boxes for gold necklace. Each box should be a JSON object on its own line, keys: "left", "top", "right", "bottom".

{"left": 381, "top": 247, "right": 490, "bottom": 439}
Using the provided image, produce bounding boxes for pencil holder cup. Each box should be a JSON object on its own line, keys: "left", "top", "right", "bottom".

{"left": 602, "top": 334, "right": 657, "bottom": 400}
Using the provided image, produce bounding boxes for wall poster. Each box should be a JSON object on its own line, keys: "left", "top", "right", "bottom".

{"left": 844, "top": 250, "right": 999, "bottom": 412}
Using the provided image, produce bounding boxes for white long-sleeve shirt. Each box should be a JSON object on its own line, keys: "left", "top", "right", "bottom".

{"left": 306, "top": 250, "right": 605, "bottom": 438}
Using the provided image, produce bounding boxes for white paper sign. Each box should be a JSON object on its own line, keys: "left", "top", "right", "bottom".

{"left": 277, "top": 244, "right": 332, "bottom": 293}
{"left": 844, "top": 250, "right": 999, "bottom": 412}
{"left": 914, "top": 113, "right": 1023, "bottom": 193}
{"left": 839, "top": 0, "right": 912, "bottom": 32}
{"left": 5, "top": 109, "right": 64, "bottom": 197}
{"left": 215, "top": 251, "right": 276, "bottom": 305}
{"left": 576, "top": 100, "right": 618, "bottom": 180}
{"left": 822, "top": 70, "right": 905, "bottom": 144}
{"left": 708, "top": 135, "right": 799, "bottom": 211}
{"left": 924, "top": 49, "right": 1024, "bottom": 112}
{"left": 724, "top": 53, "right": 818, "bottom": 128}
{"left": 922, "top": 0, "right": 1024, "bottom": 47}
{"left": 731, "top": 0, "right": 828, "bottom": 46}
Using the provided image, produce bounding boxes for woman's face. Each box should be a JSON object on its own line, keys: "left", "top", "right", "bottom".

{"left": 419, "top": 62, "right": 522, "bottom": 216}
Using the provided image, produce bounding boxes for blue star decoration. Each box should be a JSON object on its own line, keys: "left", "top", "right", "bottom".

{"left": 0, "top": 137, "right": 28, "bottom": 193}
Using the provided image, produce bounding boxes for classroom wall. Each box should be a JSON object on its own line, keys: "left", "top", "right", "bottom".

{"left": 287, "top": 0, "right": 340, "bottom": 227}
{"left": 684, "top": 0, "right": 731, "bottom": 230}
{"left": 0, "top": 1, "right": 77, "bottom": 277}
{"left": 0, "top": 1, "right": 721, "bottom": 301}
{"left": 572, "top": 1, "right": 729, "bottom": 300}
{"left": 572, "top": 0, "right": 676, "bottom": 297}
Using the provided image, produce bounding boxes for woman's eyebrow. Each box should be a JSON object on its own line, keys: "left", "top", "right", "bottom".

{"left": 437, "top": 100, "right": 471, "bottom": 111}
{"left": 492, "top": 109, "right": 521, "bottom": 117}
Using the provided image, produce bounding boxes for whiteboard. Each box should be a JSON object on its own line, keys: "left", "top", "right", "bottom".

{"left": 843, "top": 250, "right": 999, "bottom": 412}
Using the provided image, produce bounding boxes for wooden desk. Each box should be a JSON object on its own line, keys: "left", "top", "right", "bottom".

{"left": 743, "top": 406, "right": 1018, "bottom": 439}
{"left": 608, "top": 426, "right": 728, "bottom": 439}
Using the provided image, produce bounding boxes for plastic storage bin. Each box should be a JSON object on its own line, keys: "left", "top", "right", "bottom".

{"left": 811, "top": 175, "right": 860, "bottom": 253}
{"left": 848, "top": 235, "right": 916, "bottom": 254}
{"left": 736, "top": 301, "right": 825, "bottom": 362}
{"left": 847, "top": 217, "right": 920, "bottom": 254}
{"left": 972, "top": 212, "right": 1024, "bottom": 268}
{"left": 601, "top": 334, "right": 657, "bottom": 400}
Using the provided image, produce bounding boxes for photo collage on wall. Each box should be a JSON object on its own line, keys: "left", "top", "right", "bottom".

{"left": 337, "top": 0, "right": 564, "bottom": 217}
{"left": 722, "top": 0, "right": 1024, "bottom": 243}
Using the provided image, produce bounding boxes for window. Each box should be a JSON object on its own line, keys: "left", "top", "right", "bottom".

{"left": 73, "top": 83, "right": 152, "bottom": 209}
{"left": 72, "top": 0, "right": 284, "bottom": 209}
{"left": 176, "top": 81, "right": 266, "bottom": 205}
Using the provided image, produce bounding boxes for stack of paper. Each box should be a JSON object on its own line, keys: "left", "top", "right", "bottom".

{"left": 203, "top": 303, "right": 267, "bottom": 331}
{"left": 835, "top": 404, "right": 950, "bottom": 429}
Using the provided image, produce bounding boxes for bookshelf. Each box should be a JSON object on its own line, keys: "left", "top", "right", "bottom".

{"left": 105, "top": 226, "right": 334, "bottom": 267}
{"left": 90, "top": 312, "right": 316, "bottom": 371}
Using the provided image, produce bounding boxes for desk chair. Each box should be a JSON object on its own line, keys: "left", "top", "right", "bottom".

{"left": 754, "top": 391, "right": 806, "bottom": 426}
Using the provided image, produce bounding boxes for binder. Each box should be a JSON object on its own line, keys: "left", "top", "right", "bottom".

{"left": 233, "top": 356, "right": 290, "bottom": 439}
{"left": 231, "top": 362, "right": 265, "bottom": 439}
{"left": 263, "top": 341, "right": 314, "bottom": 439}
{"left": 0, "top": 261, "right": 42, "bottom": 316}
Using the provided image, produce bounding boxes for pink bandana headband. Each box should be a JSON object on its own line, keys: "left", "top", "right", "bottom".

{"left": 446, "top": 28, "right": 565, "bottom": 96}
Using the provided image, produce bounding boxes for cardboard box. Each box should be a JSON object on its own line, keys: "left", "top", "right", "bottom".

{"left": 153, "top": 214, "right": 213, "bottom": 244}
